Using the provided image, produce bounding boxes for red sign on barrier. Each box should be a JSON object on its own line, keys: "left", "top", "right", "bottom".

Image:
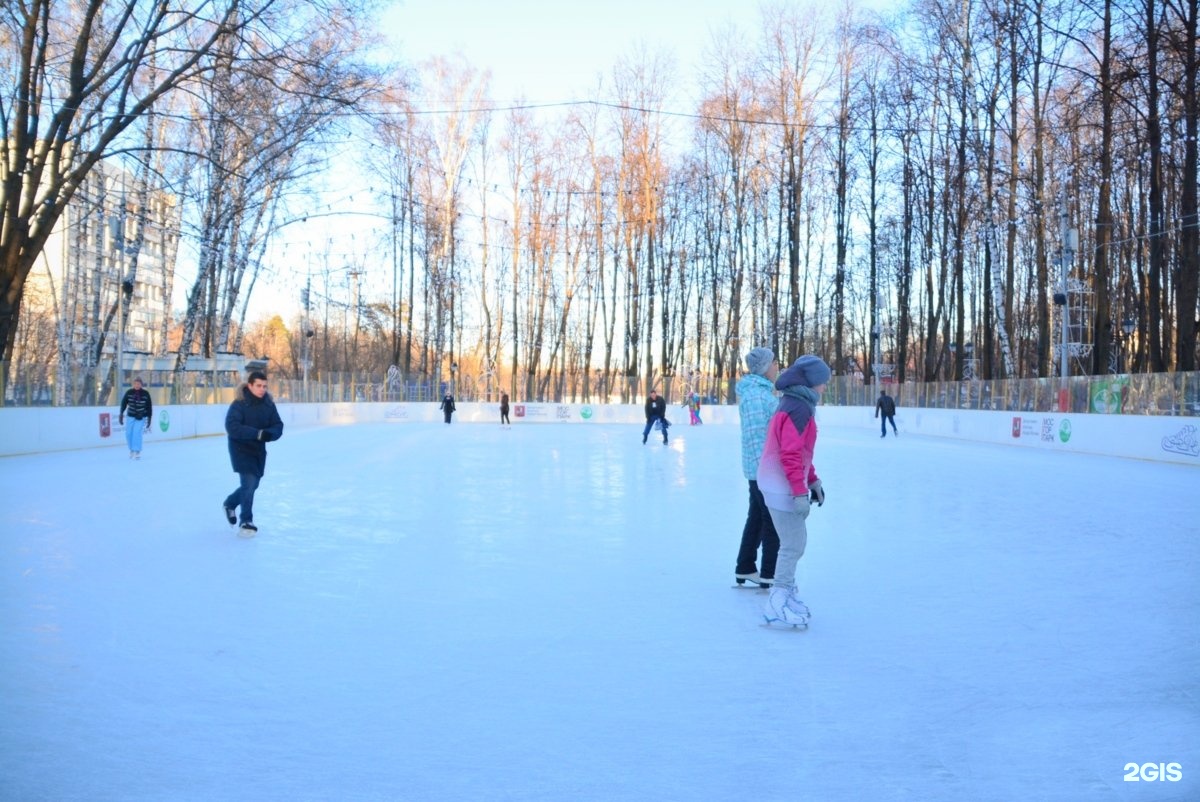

{"left": 515, "top": 404, "right": 526, "bottom": 418}
{"left": 99, "top": 412, "right": 111, "bottom": 438}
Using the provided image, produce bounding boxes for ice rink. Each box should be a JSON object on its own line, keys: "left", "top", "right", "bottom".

{"left": 2, "top": 416, "right": 1198, "bottom": 801}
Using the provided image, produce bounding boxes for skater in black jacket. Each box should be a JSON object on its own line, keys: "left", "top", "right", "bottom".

{"left": 875, "top": 390, "right": 898, "bottom": 437}
{"left": 500, "top": 392, "right": 510, "bottom": 426}
{"left": 118, "top": 377, "right": 153, "bottom": 459}
{"left": 223, "top": 371, "right": 284, "bottom": 536}
{"left": 642, "top": 390, "right": 669, "bottom": 444}
{"left": 440, "top": 393, "right": 456, "bottom": 424}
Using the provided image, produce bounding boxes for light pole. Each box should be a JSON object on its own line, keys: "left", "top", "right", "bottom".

{"left": 871, "top": 325, "right": 881, "bottom": 406}
{"left": 1056, "top": 194, "right": 1078, "bottom": 412}
{"left": 1121, "top": 317, "right": 1135, "bottom": 374}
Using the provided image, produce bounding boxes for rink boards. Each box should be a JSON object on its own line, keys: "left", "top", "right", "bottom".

{"left": 0, "top": 400, "right": 1196, "bottom": 465}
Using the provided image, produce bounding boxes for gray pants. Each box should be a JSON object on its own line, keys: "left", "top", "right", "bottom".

{"left": 766, "top": 506, "right": 810, "bottom": 590}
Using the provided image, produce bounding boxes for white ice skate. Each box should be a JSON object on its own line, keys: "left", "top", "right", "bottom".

{"left": 762, "top": 586, "right": 810, "bottom": 628}
{"left": 734, "top": 571, "right": 771, "bottom": 588}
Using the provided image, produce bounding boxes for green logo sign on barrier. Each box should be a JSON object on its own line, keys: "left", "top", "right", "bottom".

{"left": 159, "top": 410, "right": 170, "bottom": 432}
{"left": 580, "top": 405, "right": 593, "bottom": 420}
{"left": 1059, "top": 419, "right": 1071, "bottom": 443}
{"left": 1089, "top": 378, "right": 1127, "bottom": 414}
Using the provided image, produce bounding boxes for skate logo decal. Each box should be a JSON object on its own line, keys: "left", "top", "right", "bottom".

{"left": 158, "top": 410, "right": 170, "bottom": 432}
{"left": 1058, "top": 419, "right": 1071, "bottom": 443}
{"left": 580, "top": 405, "right": 593, "bottom": 420}
{"left": 1160, "top": 425, "right": 1199, "bottom": 457}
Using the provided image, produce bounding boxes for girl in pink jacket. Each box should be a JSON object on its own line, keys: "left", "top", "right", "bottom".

{"left": 756, "top": 355, "right": 831, "bottom": 627}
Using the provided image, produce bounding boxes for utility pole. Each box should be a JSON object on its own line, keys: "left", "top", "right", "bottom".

{"left": 1055, "top": 190, "right": 1078, "bottom": 411}
{"left": 301, "top": 270, "right": 311, "bottom": 402}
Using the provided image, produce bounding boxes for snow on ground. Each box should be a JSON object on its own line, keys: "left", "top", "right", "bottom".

{"left": 1, "top": 418, "right": 1197, "bottom": 801}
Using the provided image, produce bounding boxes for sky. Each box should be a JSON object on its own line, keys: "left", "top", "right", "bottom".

{"left": 2, "top": 418, "right": 1197, "bottom": 800}
{"left": 382, "top": 0, "right": 754, "bottom": 105}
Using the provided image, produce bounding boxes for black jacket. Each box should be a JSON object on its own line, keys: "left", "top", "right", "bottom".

{"left": 645, "top": 396, "right": 667, "bottom": 422}
{"left": 225, "top": 387, "right": 284, "bottom": 477}
{"left": 119, "top": 388, "right": 153, "bottom": 421}
{"left": 876, "top": 394, "right": 896, "bottom": 417}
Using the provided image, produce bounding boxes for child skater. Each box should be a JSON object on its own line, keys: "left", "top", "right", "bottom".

{"left": 756, "top": 355, "right": 831, "bottom": 627}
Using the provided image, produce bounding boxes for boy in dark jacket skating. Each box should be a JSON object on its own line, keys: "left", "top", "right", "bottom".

{"left": 223, "top": 371, "right": 284, "bottom": 536}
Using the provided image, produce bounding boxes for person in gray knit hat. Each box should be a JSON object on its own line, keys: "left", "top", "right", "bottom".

{"left": 734, "top": 347, "right": 780, "bottom": 587}
{"left": 755, "top": 354, "right": 831, "bottom": 627}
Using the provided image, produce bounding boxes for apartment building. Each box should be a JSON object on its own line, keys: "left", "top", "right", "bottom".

{"left": 17, "top": 159, "right": 180, "bottom": 402}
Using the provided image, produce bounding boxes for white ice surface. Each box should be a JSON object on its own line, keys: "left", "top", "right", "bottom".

{"left": 1, "top": 420, "right": 1197, "bottom": 801}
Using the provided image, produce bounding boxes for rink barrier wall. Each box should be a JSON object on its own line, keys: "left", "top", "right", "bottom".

{"left": 0, "top": 401, "right": 1196, "bottom": 465}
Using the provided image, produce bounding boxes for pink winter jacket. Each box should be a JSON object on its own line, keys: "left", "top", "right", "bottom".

{"left": 756, "top": 407, "right": 819, "bottom": 512}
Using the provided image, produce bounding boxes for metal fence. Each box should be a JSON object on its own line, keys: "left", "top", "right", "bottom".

{"left": 5, "top": 364, "right": 1199, "bottom": 417}
{"left": 825, "top": 372, "right": 1200, "bottom": 416}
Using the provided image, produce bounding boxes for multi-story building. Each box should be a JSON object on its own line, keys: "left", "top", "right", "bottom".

{"left": 17, "top": 159, "right": 180, "bottom": 404}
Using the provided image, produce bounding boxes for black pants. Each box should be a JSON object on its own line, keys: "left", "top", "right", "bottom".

{"left": 735, "top": 480, "right": 779, "bottom": 579}
{"left": 501, "top": 410, "right": 510, "bottom": 424}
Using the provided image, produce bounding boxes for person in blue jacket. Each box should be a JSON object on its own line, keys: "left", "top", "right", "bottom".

{"left": 222, "top": 371, "right": 284, "bottom": 536}
{"left": 734, "top": 347, "right": 780, "bottom": 587}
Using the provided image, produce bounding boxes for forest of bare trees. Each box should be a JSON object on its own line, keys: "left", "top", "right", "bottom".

{"left": 3, "top": 0, "right": 1198, "bottom": 406}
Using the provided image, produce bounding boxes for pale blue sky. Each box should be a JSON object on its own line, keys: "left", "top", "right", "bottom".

{"left": 382, "top": 0, "right": 777, "bottom": 105}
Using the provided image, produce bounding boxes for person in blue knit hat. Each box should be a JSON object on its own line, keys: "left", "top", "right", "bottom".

{"left": 733, "top": 347, "right": 780, "bottom": 587}
{"left": 756, "top": 354, "right": 831, "bottom": 627}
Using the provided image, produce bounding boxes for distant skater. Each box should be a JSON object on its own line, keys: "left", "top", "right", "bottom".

{"left": 642, "top": 390, "right": 669, "bottom": 445}
{"left": 500, "top": 392, "right": 511, "bottom": 427}
{"left": 876, "top": 389, "right": 898, "bottom": 438}
{"left": 734, "top": 347, "right": 780, "bottom": 588}
{"left": 118, "top": 377, "right": 153, "bottom": 459}
{"left": 757, "top": 355, "right": 831, "bottom": 627}
{"left": 223, "top": 371, "right": 284, "bottom": 537}
{"left": 440, "top": 392, "right": 456, "bottom": 424}
{"left": 688, "top": 391, "right": 703, "bottom": 425}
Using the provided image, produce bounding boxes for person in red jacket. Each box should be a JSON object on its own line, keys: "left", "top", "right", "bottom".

{"left": 756, "top": 354, "right": 831, "bottom": 627}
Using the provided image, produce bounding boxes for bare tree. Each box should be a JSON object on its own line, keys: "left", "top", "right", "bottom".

{"left": 0, "top": 0, "right": 275, "bottom": 390}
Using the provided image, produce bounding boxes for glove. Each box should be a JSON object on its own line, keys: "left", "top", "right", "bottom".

{"left": 792, "top": 494, "right": 811, "bottom": 516}
{"left": 809, "top": 480, "right": 825, "bottom": 507}
{"left": 118, "top": 417, "right": 124, "bottom": 425}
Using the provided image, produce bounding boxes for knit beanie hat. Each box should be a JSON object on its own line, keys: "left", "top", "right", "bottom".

{"left": 745, "top": 347, "right": 774, "bottom": 376}
{"left": 776, "top": 354, "right": 832, "bottom": 389}
{"left": 795, "top": 355, "right": 832, "bottom": 387}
